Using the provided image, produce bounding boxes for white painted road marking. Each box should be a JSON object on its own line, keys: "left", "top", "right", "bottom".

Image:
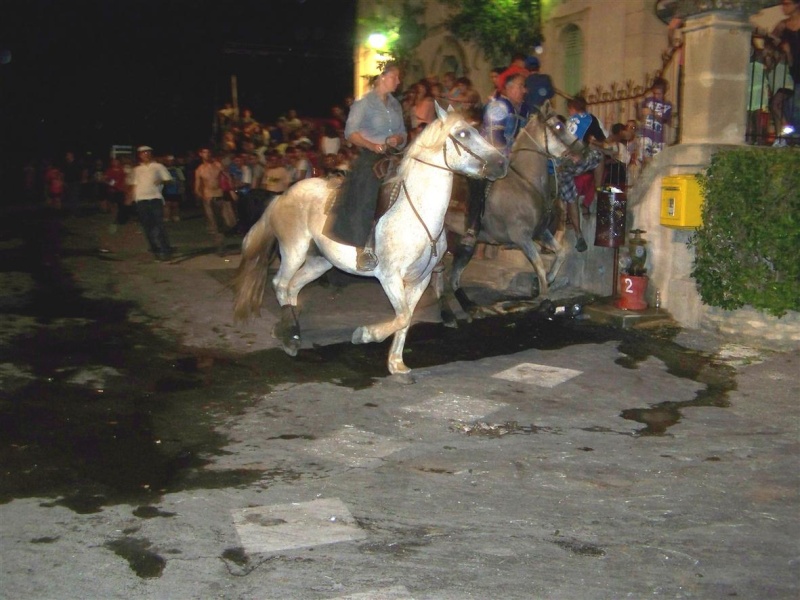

{"left": 231, "top": 497, "right": 366, "bottom": 553}
{"left": 492, "top": 362, "right": 582, "bottom": 388}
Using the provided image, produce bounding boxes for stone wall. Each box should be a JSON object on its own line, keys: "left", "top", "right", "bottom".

{"left": 552, "top": 142, "right": 800, "bottom": 351}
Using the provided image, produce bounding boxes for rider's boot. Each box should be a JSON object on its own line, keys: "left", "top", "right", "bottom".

{"left": 356, "top": 184, "right": 394, "bottom": 272}
{"left": 460, "top": 178, "right": 487, "bottom": 250}
{"left": 567, "top": 201, "right": 588, "bottom": 252}
{"left": 357, "top": 232, "right": 379, "bottom": 272}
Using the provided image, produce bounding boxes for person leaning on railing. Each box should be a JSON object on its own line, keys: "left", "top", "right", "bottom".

{"left": 770, "top": 0, "right": 800, "bottom": 145}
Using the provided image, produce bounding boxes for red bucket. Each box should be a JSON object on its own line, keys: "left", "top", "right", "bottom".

{"left": 615, "top": 275, "right": 648, "bottom": 310}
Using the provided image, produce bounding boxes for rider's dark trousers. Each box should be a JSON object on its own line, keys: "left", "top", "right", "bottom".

{"left": 326, "top": 150, "right": 381, "bottom": 247}
{"left": 466, "top": 178, "right": 489, "bottom": 233}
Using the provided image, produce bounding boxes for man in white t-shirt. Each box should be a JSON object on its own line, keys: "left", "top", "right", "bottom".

{"left": 132, "top": 146, "right": 173, "bottom": 261}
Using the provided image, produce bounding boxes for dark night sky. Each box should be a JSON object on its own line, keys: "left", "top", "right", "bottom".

{"left": 0, "top": 0, "right": 357, "bottom": 166}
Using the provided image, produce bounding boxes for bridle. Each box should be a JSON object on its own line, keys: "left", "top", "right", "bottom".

{"left": 411, "top": 127, "right": 495, "bottom": 179}
{"left": 515, "top": 111, "right": 580, "bottom": 162}
{"left": 398, "top": 122, "right": 497, "bottom": 273}
{"left": 507, "top": 110, "right": 582, "bottom": 186}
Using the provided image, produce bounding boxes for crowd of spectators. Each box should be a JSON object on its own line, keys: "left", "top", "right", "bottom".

{"left": 20, "top": 64, "right": 673, "bottom": 249}
{"left": 22, "top": 70, "right": 482, "bottom": 229}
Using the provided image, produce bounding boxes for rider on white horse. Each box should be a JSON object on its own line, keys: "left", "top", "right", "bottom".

{"left": 326, "top": 62, "right": 407, "bottom": 272}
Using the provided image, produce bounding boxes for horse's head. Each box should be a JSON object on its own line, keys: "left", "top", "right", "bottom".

{"left": 432, "top": 102, "right": 508, "bottom": 181}
{"left": 520, "top": 101, "right": 584, "bottom": 160}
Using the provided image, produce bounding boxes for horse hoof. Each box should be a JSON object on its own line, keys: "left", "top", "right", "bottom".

{"left": 389, "top": 371, "right": 416, "bottom": 385}
{"left": 352, "top": 326, "right": 371, "bottom": 344}
{"left": 388, "top": 361, "right": 412, "bottom": 376}
{"left": 273, "top": 322, "right": 301, "bottom": 356}
{"left": 468, "top": 306, "right": 487, "bottom": 320}
{"left": 441, "top": 310, "right": 458, "bottom": 329}
{"left": 281, "top": 339, "right": 300, "bottom": 357}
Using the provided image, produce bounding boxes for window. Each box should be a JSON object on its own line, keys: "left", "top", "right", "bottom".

{"left": 563, "top": 24, "right": 583, "bottom": 97}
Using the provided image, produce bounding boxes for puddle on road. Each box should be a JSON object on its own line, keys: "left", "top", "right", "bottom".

{"left": 104, "top": 537, "right": 166, "bottom": 579}
{"left": 0, "top": 210, "right": 740, "bottom": 511}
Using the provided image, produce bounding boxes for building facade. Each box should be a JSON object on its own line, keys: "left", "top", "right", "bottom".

{"left": 354, "top": 0, "right": 799, "bottom": 347}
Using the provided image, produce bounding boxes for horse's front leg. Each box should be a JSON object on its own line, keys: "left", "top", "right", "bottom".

{"left": 351, "top": 282, "right": 410, "bottom": 346}
{"left": 352, "top": 274, "right": 428, "bottom": 375}
{"left": 387, "top": 326, "right": 411, "bottom": 375}
{"left": 432, "top": 261, "right": 458, "bottom": 329}
{"left": 386, "top": 277, "right": 430, "bottom": 375}
{"left": 518, "top": 238, "right": 550, "bottom": 297}
{"left": 539, "top": 230, "right": 567, "bottom": 287}
{"left": 449, "top": 243, "right": 481, "bottom": 321}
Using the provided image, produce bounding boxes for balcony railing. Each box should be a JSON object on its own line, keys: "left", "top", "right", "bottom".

{"left": 746, "top": 31, "right": 797, "bottom": 146}
{"left": 579, "top": 40, "right": 682, "bottom": 150}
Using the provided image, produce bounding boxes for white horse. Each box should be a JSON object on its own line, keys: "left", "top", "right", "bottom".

{"left": 233, "top": 104, "right": 508, "bottom": 375}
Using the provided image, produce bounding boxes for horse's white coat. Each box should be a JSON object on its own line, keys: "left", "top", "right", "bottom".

{"left": 235, "top": 106, "right": 508, "bottom": 375}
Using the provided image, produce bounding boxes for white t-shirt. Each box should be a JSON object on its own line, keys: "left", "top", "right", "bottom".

{"left": 132, "top": 162, "right": 172, "bottom": 201}
{"left": 320, "top": 136, "right": 341, "bottom": 156}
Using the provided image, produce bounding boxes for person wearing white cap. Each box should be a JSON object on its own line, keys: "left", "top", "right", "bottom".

{"left": 132, "top": 146, "right": 174, "bottom": 261}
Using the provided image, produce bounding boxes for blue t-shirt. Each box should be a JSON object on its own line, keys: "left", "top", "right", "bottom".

{"left": 567, "top": 111, "right": 594, "bottom": 142}
{"left": 481, "top": 96, "right": 529, "bottom": 157}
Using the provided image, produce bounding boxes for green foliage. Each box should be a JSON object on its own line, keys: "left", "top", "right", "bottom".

{"left": 358, "top": 1, "right": 427, "bottom": 72}
{"left": 441, "top": 0, "right": 543, "bottom": 64}
{"left": 689, "top": 148, "right": 800, "bottom": 317}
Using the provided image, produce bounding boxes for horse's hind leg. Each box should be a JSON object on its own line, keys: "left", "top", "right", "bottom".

{"left": 274, "top": 305, "right": 301, "bottom": 356}
{"left": 272, "top": 252, "right": 331, "bottom": 357}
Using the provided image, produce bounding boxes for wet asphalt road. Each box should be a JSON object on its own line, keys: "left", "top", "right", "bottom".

{"left": 0, "top": 206, "right": 798, "bottom": 599}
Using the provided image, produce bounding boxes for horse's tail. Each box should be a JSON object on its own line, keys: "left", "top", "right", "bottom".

{"left": 232, "top": 201, "right": 278, "bottom": 321}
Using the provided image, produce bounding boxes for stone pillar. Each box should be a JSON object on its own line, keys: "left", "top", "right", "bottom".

{"left": 680, "top": 10, "right": 753, "bottom": 144}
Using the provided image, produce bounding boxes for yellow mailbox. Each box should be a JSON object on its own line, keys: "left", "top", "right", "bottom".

{"left": 660, "top": 175, "right": 704, "bottom": 229}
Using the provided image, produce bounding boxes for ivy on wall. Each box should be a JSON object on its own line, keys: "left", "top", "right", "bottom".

{"left": 358, "top": 1, "right": 428, "bottom": 72}
{"left": 440, "top": 0, "right": 543, "bottom": 65}
{"left": 690, "top": 148, "right": 800, "bottom": 317}
{"left": 361, "top": 1, "right": 543, "bottom": 70}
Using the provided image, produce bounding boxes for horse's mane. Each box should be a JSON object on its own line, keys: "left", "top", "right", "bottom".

{"left": 510, "top": 109, "right": 544, "bottom": 154}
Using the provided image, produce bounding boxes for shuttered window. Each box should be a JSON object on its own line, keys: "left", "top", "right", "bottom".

{"left": 563, "top": 24, "right": 583, "bottom": 96}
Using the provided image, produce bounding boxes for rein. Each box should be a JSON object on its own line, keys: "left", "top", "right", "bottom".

{"left": 388, "top": 129, "right": 478, "bottom": 272}
{"left": 410, "top": 131, "right": 492, "bottom": 178}
{"left": 507, "top": 117, "right": 563, "bottom": 199}
{"left": 399, "top": 179, "right": 443, "bottom": 269}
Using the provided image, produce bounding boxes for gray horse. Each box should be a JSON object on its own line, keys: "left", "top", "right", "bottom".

{"left": 439, "top": 104, "right": 581, "bottom": 326}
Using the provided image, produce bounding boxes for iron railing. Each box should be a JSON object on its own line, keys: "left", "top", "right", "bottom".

{"left": 746, "top": 31, "right": 796, "bottom": 146}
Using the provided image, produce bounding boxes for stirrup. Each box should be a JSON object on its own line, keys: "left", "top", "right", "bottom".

{"left": 356, "top": 247, "right": 378, "bottom": 272}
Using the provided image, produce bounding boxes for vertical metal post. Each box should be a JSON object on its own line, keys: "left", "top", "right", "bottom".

{"left": 231, "top": 74, "right": 239, "bottom": 119}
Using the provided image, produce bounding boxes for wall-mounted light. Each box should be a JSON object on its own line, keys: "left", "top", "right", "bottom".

{"left": 368, "top": 33, "right": 388, "bottom": 51}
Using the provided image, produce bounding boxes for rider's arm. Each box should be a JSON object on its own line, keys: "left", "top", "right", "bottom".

{"left": 482, "top": 101, "right": 512, "bottom": 154}
{"left": 348, "top": 131, "right": 384, "bottom": 153}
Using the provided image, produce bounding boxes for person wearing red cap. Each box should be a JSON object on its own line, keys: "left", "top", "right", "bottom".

{"left": 495, "top": 53, "right": 529, "bottom": 93}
